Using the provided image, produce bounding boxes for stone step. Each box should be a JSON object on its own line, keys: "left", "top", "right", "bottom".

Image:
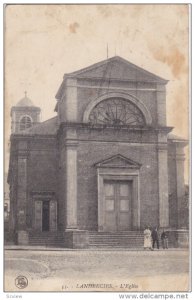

{"left": 29, "top": 239, "right": 64, "bottom": 243}
{"left": 88, "top": 238, "right": 143, "bottom": 242}
{"left": 88, "top": 231, "right": 145, "bottom": 248}
{"left": 89, "top": 238, "right": 144, "bottom": 242}
{"left": 29, "top": 232, "right": 64, "bottom": 237}
{"left": 29, "top": 238, "right": 64, "bottom": 246}
{"left": 29, "top": 243, "right": 64, "bottom": 247}
{"left": 88, "top": 245, "right": 143, "bottom": 248}
{"left": 89, "top": 231, "right": 143, "bottom": 234}
{"left": 29, "top": 232, "right": 65, "bottom": 246}
{"left": 88, "top": 241, "right": 143, "bottom": 245}
{"left": 29, "top": 235, "right": 61, "bottom": 238}
{"left": 89, "top": 236, "right": 143, "bottom": 238}
{"left": 29, "top": 239, "right": 63, "bottom": 242}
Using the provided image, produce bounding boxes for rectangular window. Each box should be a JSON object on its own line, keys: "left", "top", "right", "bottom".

{"left": 119, "top": 183, "right": 129, "bottom": 197}
{"left": 105, "top": 199, "right": 115, "bottom": 211}
{"left": 104, "top": 183, "right": 114, "bottom": 196}
{"left": 120, "top": 199, "right": 129, "bottom": 211}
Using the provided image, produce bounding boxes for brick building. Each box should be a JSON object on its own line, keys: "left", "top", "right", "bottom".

{"left": 8, "top": 56, "right": 188, "bottom": 248}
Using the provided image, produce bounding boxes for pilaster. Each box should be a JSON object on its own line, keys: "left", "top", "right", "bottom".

{"left": 17, "top": 141, "right": 29, "bottom": 244}
{"left": 156, "top": 84, "right": 166, "bottom": 126}
{"left": 65, "top": 78, "right": 78, "bottom": 122}
{"left": 157, "top": 133, "right": 169, "bottom": 228}
{"left": 65, "top": 128, "right": 78, "bottom": 230}
{"left": 175, "top": 146, "right": 186, "bottom": 228}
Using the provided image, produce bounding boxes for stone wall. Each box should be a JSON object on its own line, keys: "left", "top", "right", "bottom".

{"left": 75, "top": 127, "right": 159, "bottom": 230}
{"left": 76, "top": 80, "right": 159, "bottom": 126}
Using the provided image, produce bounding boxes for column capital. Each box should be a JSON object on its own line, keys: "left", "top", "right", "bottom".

{"left": 156, "top": 84, "right": 166, "bottom": 92}
{"left": 176, "top": 154, "right": 185, "bottom": 161}
{"left": 66, "top": 77, "right": 77, "bottom": 87}
{"left": 18, "top": 150, "right": 29, "bottom": 158}
{"left": 157, "top": 144, "right": 168, "bottom": 151}
{"left": 65, "top": 140, "right": 79, "bottom": 148}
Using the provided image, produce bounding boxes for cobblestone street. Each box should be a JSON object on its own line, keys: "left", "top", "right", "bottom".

{"left": 4, "top": 249, "right": 190, "bottom": 292}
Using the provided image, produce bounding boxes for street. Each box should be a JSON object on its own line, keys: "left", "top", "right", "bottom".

{"left": 4, "top": 249, "right": 190, "bottom": 292}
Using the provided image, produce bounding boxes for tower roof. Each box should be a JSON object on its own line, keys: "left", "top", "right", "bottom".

{"left": 16, "top": 92, "right": 35, "bottom": 107}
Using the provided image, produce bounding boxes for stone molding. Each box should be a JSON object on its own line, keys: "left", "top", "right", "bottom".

{"left": 83, "top": 92, "right": 153, "bottom": 125}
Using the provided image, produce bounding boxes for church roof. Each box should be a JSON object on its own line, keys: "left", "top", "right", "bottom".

{"left": 18, "top": 116, "right": 58, "bottom": 135}
{"left": 56, "top": 56, "right": 167, "bottom": 100}
{"left": 16, "top": 93, "right": 35, "bottom": 107}
{"left": 68, "top": 56, "right": 167, "bottom": 82}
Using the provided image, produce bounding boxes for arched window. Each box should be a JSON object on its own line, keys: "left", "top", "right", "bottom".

{"left": 88, "top": 98, "right": 146, "bottom": 126}
{"left": 19, "top": 115, "right": 32, "bottom": 131}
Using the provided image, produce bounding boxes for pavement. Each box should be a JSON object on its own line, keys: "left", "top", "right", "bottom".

{"left": 4, "top": 244, "right": 187, "bottom": 251}
{"left": 4, "top": 247, "right": 190, "bottom": 292}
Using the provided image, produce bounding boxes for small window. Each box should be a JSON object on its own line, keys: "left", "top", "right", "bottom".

{"left": 4, "top": 203, "right": 8, "bottom": 212}
{"left": 105, "top": 199, "right": 114, "bottom": 211}
{"left": 20, "top": 115, "right": 32, "bottom": 131}
{"left": 119, "top": 183, "right": 129, "bottom": 197}
{"left": 120, "top": 199, "right": 129, "bottom": 211}
{"left": 104, "top": 183, "right": 114, "bottom": 197}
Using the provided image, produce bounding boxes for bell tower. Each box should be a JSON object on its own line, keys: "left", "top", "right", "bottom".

{"left": 11, "top": 92, "right": 41, "bottom": 133}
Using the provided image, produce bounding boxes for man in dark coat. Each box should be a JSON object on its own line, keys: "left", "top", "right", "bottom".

{"left": 151, "top": 227, "right": 159, "bottom": 249}
{"left": 161, "top": 230, "right": 169, "bottom": 249}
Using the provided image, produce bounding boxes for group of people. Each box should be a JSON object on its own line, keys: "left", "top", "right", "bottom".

{"left": 143, "top": 226, "right": 168, "bottom": 250}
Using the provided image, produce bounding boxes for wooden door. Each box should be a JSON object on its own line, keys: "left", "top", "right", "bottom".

{"left": 117, "top": 182, "right": 132, "bottom": 231}
{"left": 34, "top": 200, "right": 42, "bottom": 231}
{"left": 42, "top": 201, "right": 50, "bottom": 231}
{"left": 104, "top": 180, "right": 132, "bottom": 231}
{"left": 104, "top": 181, "right": 117, "bottom": 231}
{"left": 50, "top": 201, "right": 57, "bottom": 231}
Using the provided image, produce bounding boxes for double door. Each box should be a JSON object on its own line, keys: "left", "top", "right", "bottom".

{"left": 104, "top": 180, "right": 133, "bottom": 231}
{"left": 34, "top": 200, "right": 57, "bottom": 231}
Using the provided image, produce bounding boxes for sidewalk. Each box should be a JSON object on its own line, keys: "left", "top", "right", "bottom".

{"left": 4, "top": 245, "right": 188, "bottom": 251}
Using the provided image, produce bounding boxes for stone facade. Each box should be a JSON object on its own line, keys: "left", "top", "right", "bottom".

{"left": 8, "top": 56, "right": 188, "bottom": 247}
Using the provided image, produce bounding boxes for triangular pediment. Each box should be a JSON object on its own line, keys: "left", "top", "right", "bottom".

{"left": 56, "top": 56, "right": 167, "bottom": 100}
{"left": 67, "top": 56, "right": 167, "bottom": 83}
{"left": 94, "top": 154, "right": 141, "bottom": 169}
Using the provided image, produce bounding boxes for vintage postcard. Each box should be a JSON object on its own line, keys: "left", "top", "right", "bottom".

{"left": 4, "top": 3, "right": 190, "bottom": 294}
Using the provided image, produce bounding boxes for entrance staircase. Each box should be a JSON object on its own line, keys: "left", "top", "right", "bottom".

{"left": 29, "top": 231, "right": 65, "bottom": 247}
{"left": 88, "top": 231, "right": 144, "bottom": 248}
{"left": 29, "top": 231, "right": 144, "bottom": 248}
{"left": 28, "top": 231, "right": 178, "bottom": 248}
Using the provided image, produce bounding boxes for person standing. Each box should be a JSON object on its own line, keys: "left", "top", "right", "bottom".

{"left": 151, "top": 227, "right": 159, "bottom": 249}
{"left": 143, "top": 226, "right": 153, "bottom": 250}
{"left": 161, "top": 230, "right": 169, "bottom": 249}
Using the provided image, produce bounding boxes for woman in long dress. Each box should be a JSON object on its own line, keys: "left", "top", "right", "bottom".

{"left": 143, "top": 227, "right": 153, "bottom": 250}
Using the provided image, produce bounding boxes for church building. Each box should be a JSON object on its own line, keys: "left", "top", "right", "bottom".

{"left": 7, "top": 56, "right": 188, "bottom": 248}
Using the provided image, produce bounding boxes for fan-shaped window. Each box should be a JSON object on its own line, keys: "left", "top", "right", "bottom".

{"left": 88, "top": 98, "right": 146, "bottom": 126}
{"left": 19, "top": 115, "right": 32, "bottom": 131}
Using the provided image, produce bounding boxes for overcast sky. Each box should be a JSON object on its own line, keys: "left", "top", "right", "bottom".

{"left": 4, "top": 4, "right": 189, "bottom": 181}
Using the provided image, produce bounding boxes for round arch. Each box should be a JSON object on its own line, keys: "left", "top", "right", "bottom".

{"left": 83, "top": 92, "right": 152, "bottom": 125}
{"left": 19, "top": 114, "right": 33, "bottom": 131}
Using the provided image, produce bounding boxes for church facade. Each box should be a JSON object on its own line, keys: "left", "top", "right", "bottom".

{"left": 7, "top": 56, "right": 188, "bottom": 248}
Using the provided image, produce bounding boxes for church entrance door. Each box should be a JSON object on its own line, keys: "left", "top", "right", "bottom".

{"left": 34, "top": 199, "right": 57, "bottom": 232}
{"left": 42, "top": 201, "right": 50, "bottom": 231}
{"left": 104, "top": 180, "right": 133, "bottom": 231}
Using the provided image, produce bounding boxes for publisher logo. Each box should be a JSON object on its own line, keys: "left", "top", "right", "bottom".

{"left": 15, "top": 276, "right": 28, "bottom": 289}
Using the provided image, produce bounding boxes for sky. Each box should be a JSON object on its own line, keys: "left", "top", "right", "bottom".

{"left": 4, "top": 4, "right": 189, "bottom": 181}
